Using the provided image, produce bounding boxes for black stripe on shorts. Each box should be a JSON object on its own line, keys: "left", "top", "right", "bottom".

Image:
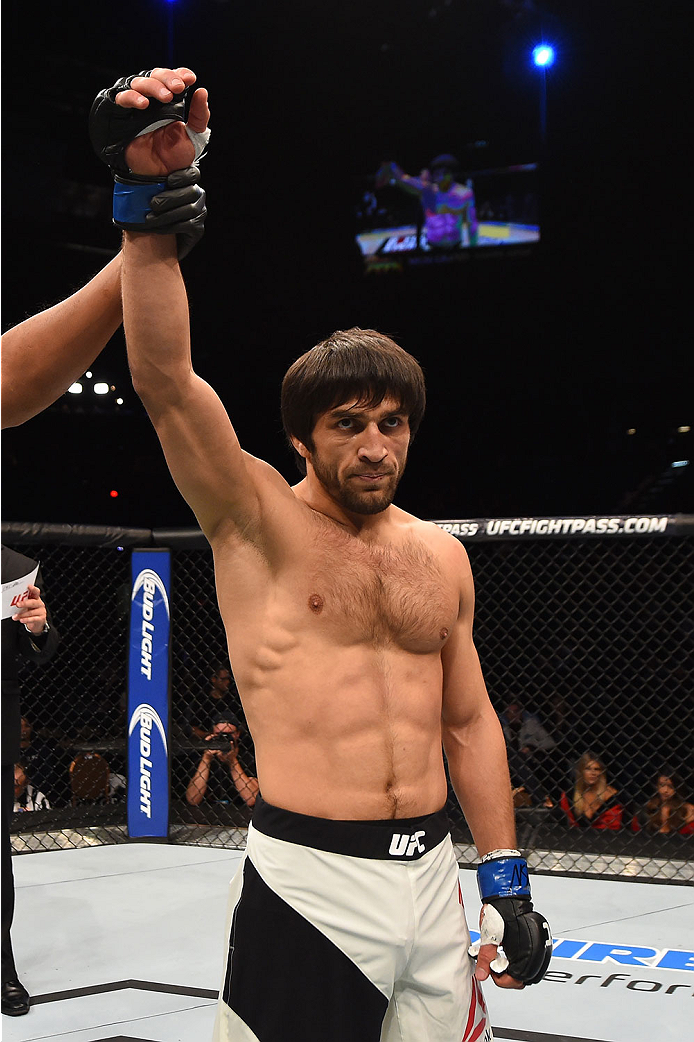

{"left": 252, "top": 796, "right": 449, "bottom": 861}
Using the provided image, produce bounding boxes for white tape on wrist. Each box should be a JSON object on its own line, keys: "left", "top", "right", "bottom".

{"left": 185, "top": 126, "right": 211, "bottom": 159}
{"left": 480, "top": 848, "right": 521, "bottom": 863}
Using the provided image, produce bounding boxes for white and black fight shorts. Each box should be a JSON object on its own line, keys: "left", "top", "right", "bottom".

{"left": 213, "top": 797, "right": 492, "bottom": 1042}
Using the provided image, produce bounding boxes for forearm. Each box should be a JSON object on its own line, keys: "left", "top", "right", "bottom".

{"left": 121, "top": 232, "right": 193, "bottom": 403}
{"left": 230, "top": 763, "right": 259, "bottom": 808}
{"left": 186, "top": 759, "right": 211, "bottom": 805}
{"left": 398, "top": 174, "right": 425, "bottom": 197}
{"left": 1, "top": 255, "right": 123, "bottom": 429}
{"left": 444, "top": 706, "right": 517, "bottom": 855}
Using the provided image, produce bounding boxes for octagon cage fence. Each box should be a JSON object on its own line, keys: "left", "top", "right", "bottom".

{"left": 3, "top": 514, "right": 693, "bottom": 885}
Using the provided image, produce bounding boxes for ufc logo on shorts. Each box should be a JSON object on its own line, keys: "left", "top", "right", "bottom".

{"left": 389, "top": 830, "right": 426, "bottom": 857}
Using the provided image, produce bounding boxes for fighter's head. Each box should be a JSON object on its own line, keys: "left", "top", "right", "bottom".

{"left": 281, "top": 329, "right": 426, "bottom": 513}
{"left": 429, "top": 153, "right": 459, "bottom": 190}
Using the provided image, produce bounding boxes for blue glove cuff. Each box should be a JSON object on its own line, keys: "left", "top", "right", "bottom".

{"left": 113, "top": 179, "right": 167, "bottom": 226}
{"left": 477, "top": 856, "right": 531, "bottom": 901}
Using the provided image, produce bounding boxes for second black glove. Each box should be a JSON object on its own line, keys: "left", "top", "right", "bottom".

{"left": 115, "top": 166, "right": 206, "bottom": 259}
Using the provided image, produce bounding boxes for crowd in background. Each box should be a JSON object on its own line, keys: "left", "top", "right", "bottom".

{"left": 11, "top": 664, "right": 258, "bottom": 818}
{"left": 497, "top": 698, "right": 694, "bottom": 836}
{"left": 11, "top": 669, "right": 694, "bottom": 840}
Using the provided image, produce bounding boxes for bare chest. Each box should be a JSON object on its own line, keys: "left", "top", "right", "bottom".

{"left": 301, "top": 529, "right": 458, "bottom": 652}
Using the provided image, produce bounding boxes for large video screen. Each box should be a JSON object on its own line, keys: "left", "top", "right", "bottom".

{"left": 355, "top": 158, "right": 539, "bottom": 274}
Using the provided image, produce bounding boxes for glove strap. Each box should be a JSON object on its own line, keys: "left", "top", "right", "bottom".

{"left": 113, "top": 177, "right": 167, "bottom": 226}
{"left": 477, "top": 856, "right": 531, "bottom": 902}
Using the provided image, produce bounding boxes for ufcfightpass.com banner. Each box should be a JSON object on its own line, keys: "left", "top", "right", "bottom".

{"left": 127, "top": 549, "right": 171, "bottom": 839}
{"left": 435, "top": 515, "right": 694, "bottom": 540}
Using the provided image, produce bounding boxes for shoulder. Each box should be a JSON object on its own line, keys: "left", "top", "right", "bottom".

{"left": 402, "top": 515, "right": 471, "bottom": 569}
{"left": 407, "top": 515, "right": 470, "bottom": 556}
{"left": 1, "top": 545, "right": 38, "bottom": 582}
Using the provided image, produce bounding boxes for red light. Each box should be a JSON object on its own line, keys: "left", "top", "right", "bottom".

{"left": 109, "top": 490, "right": 119, "bottom": 498}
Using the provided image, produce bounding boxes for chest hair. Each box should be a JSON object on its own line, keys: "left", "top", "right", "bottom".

{"left": 307, "top": 521, "right": 453, "bottom": 646}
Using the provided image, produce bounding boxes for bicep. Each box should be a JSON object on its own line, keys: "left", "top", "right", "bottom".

{"left": 139, "top": 371, "right": 269, "bottom": 539}
{"left": 440, "top": 545, "right": 492, "bottom": 730}
{"left": 441, "top": 624, "right": 491, "bottom": 734}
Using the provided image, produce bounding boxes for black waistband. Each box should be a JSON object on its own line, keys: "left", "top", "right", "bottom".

{"left": 251, "top": 797, "right": 449, "bottom": 861}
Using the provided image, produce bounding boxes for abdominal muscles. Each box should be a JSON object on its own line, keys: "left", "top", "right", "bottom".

{"left": 221, "top": 525, "right": 457, "bottom": 818}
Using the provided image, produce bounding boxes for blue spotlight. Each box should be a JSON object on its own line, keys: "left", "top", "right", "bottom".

{"left": 532, "top": 44, "right": 555, "bottom": 68}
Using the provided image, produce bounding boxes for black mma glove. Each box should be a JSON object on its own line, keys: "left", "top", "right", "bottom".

{"left": 469, "top": 852, "right": 553, "bottom": 985}
{"left": 89, "top": 70, "right": 209, "bottom": 258}
{"left": 131, "top": 166, "right": 206, "bottom": 260}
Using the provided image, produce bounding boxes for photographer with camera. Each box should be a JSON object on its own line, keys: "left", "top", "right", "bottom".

{"left": 185, "top": 713, "right": 258, "bottom": 809}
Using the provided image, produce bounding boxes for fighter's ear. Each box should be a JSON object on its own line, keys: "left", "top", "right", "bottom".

{"left": 290, "top": 436, "right": 310, "bottom": 460}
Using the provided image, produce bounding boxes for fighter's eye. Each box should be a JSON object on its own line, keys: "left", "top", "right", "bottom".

{"left": 383, "top": 417, "right": 402, "bottom": 428}
{"left": 336, "top": 418, "right": 354, "bottom": 429}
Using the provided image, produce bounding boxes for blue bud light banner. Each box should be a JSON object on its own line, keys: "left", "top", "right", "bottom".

{"left": 127, "top": 549, "right": 171, "bottom": 838}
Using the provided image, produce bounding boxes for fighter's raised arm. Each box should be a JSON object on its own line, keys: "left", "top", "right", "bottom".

{"left": 375, "top": 160, "right": 430, "bottom": 196}
{"left": 98, "top": 69, "right": 294, "bottom": 540}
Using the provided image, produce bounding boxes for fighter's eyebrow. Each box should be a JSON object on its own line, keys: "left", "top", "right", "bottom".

{"left": 330, "top": 403, "right": 406, "bottom": 419}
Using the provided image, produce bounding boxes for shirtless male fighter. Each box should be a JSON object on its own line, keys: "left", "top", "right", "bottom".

{"left": 91, "top": 66, "right": 551, "bottom": 1042}
{"left": 376, "top": 154, "right": 478, "bottom": 250}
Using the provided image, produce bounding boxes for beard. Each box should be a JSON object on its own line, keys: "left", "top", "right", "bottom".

{"left": 310, "top": 453, "right": 404, "bottom": 515}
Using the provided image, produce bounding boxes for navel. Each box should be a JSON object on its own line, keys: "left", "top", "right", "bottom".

{"left": 439, "top": 627, "right": 449, "bottom": 641}
{"left": 308, "top": 593, "right": 324, "bottom": 614}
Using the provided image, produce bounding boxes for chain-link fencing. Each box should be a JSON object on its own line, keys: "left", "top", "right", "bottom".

{"left": 167, "top": 547, "right": 256, "bottom": 850}
{"left": 438, "top": 518, "right": 694, "bottom": 882}
{"left": 3, "top": 529, "right": 138, "bottom": 852}
{"left": 4, "top": 516, "right": 693, "bottom": 881}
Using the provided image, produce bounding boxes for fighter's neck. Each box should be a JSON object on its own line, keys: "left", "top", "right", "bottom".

{"left": 291, "top": 479, "right": 397, "bottom": 537}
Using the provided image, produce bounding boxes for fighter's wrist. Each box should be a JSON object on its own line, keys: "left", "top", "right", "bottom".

{"left": 480, "top": 848, "right": 521, "bottom": 863}
{"left": 477, "top": 853, "right": 531, "bottom": 902}
{"left": 113, "top": 178, "right": 167, "bottom": 227}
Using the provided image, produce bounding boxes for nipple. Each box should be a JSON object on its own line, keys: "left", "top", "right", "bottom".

{"left": 309, "top": 593, "right": 324, "bottom": 614}
{"left": 439, "top": 627, "right": 449, "bottom": 641}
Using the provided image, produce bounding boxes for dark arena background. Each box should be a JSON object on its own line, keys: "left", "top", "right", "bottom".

{"left": 2, "top": 2, "right": 693, "bottom": 1041}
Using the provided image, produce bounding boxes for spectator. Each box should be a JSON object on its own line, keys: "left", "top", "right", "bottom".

{"left": 634, "top": 771, "right": 694, "bottom": 837}
{"left": 108, "top": 770, "right": 127, "bottom": 803}
{"left": 12, "top": 764, "right": 49, "bottom": 813}
{"left": 499, "top": 700, "right": 556, "bottom": 805}
{"left": 553, "top": 752, "right": 624, "bottom": 830}
{"left": 18, "top": 716, "right": 70, "bottom": 807}
{"left": 186, "top": 714, "right": 258, "bottom": 809}
{"left": 545, "top": 693, "right": 579, "bottom": 767}
{"left": 185, "top": 665, "right": 242, "bottom": 740}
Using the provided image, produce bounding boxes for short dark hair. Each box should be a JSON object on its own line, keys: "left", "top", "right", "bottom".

{"left": 281, "top": 328, "right": 426, "bottom": 475}
{"left": 213, "top": 711, "right": 242, "bottom": 731}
